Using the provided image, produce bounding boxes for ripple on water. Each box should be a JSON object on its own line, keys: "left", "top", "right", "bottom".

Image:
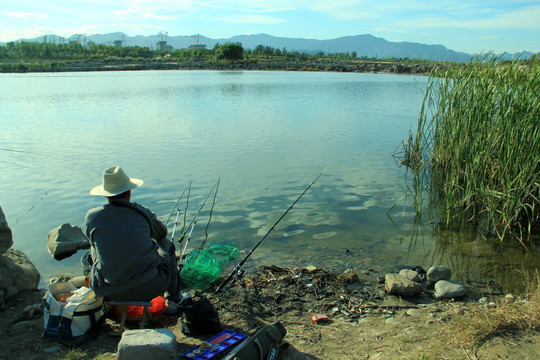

{"left": 313, "top": 231, "right": 337, "bottom": 239}
{"left": 283, "top": 229, "right": 305, "bottom": 237}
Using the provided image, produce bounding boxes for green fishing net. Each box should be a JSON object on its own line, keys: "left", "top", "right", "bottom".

{"left": 180, "top": 244, "right": 239, "bottom": 289}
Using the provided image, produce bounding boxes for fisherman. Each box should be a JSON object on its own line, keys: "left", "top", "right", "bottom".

{"left": 85, "top": 166, "right": 183, "bottom": 314}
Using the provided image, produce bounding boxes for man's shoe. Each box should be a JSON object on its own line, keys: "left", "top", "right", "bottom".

{"left": 165, "top": 299, "right": 179, "bottom": 315}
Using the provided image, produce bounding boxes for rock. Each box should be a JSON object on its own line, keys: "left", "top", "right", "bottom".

{"left": 338, "top": 269, "right": 359, "bottom": 283}
{"left": 427, "top": 266, "right": 452, "bottom": 284}
{"left": 43, "top": 345, "right": 61, "bottom": 354}
{"left": 406, "top": 309, "right": 420, "bottom": 317}
{"left": 385, "top": 317, "right": 402, "bottom": 326}
{"left": 0, "top": 206, "right": 13, "bottom": 254}
{"left": 434, "top": 280, "right": 467, "bottom": 299}
{"left": 0, "top": 249, "right": 41, "bottom": 298}
{"left": 0, "top": 289, "right": 4, "bottom": 309}
{"left": 47, "top": 223, "right": 90, "bottom": 260}
{"left": 399, "top": 269, "right": 421, "bottom": 283}
{"left": 117, "top": 328, "right": 177, "bottom": 360}
{"left": 385, "top": 274, "right": 423, "bottom": 297}
{"left": 11, "top": 319, "right": 42, "bottom": 333}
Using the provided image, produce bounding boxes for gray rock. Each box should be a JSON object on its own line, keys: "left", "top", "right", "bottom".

{"left": 48, "top": 223, "right": 90, "bottom": 260}
{"left": 385, "top": 273, "right": 423, "bottom": 297}
{"left": 385, "top": 317, "right": 402, "bottom": 326}
{"left": 0, "top": 249, "right": 40, "bottom": 298}
{"left": 117, "top": 328, "right": 177, "bottom": 360}
{"left": 434, "top": 280, "right": 467, "bottom": 299}
{"left": 11, "top": 319, "right": 42, "bottom": 333}
{"left": 406, "top": 308, "right": 420, "bottom": 317}
{"left": 0, "top": 207, "right": 13, "bottom": 255}
{"left": 427, "top": 266, "right": 452, "bottom": 284}
{"left": 43, "top": 345, "right": 61, "bottom": 354}
{"left": 399, "top": 269, "right": 421, "bottom": 283}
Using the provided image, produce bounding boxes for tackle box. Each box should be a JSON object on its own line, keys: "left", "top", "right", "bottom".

{"left": 183, "top": 330, "right": 246, "bottom": 359}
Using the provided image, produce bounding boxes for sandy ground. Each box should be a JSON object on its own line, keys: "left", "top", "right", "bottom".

{"left": 1, "top": 266, "right": 538, "bottom": 360}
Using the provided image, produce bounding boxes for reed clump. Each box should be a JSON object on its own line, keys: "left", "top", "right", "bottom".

{"left": 404, "top": 56, "right": 540, "bottom": 243}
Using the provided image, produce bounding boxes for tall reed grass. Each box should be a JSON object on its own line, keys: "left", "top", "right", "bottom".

{"left": 404, "top": 56, "right": 539, "bottom": 243}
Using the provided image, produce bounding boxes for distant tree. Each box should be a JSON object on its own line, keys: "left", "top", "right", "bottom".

{"left": 215, "top": 43, "right": 244, "bottom": 61}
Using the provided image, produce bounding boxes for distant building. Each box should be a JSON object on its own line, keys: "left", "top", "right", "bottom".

{"left": 157, "top": 40, "right": 173, "bottom": 51}
{"left": 113, "top": 40, "right": 123, "bottom": 47}
{"left": 188, "top": 44, "right": 207, "bottom": 50}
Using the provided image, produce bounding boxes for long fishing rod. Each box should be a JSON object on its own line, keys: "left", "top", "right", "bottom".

{"left": 171, "top": 182, "right": 191, "bottom": 240}
{"left": 175, "top": 179, "right": 221, "bottom": 250}
{"left": 215, "top": 162, "right": 332, "bottom": 293}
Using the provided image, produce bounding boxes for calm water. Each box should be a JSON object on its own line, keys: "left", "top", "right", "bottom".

{"left": 1, "top": 70, "right": 537, "bottom": 293}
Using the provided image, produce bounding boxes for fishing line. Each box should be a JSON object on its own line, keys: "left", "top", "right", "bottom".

{"left": 178, "top": 179, "right": 220, "bottom": 266}
{"left": 200, "top": 178, "right": 220, "bottom": 251}
{"left": 165, "top": 181, "right": 192, "bottom": 226}
{"left": 0, "top": 147, "right": 57, "bottom": 158}
{"left": 215, "top": 162, "right": 333, "bottom": 293}
{"left": 175, "top": 179, "right": 220, "bottom": 247}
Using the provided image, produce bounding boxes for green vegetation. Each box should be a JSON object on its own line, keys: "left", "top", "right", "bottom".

{"left": 401, "top": 55, "right": 540, "bottom": 244}
{"left": 0, "top": 40, "right": 443, "bottom": 72}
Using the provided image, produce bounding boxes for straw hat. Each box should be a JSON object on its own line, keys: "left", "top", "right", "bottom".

{"left": 90, "top": 166, "right": 143, "bottom": 196}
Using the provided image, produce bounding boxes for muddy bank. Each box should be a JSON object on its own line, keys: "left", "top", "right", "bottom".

{"left": 1, "top": 265, "right": 539, "bottom": 360}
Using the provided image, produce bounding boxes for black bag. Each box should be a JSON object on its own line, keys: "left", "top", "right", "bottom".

{"left": 179, "top": 291, "right": 221, "bottom": 336}
{"left": 223, "top": 321, "right": 287, "bottom": 360}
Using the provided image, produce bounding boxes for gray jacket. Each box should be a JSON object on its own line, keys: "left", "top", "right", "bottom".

{"left": 85, "top": 198, "right": 168, "bottom": 298}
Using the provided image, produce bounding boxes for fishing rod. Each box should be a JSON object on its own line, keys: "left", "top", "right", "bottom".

{"left": 165, "top": 181, "right": 192, "bottom": 227}
{"left": 199, "top": 178, "right": 220, "bottom": 251}
{"left": 215, "top": 162, "right": 332, "bottom": 293}
{"left": 176, "top": 179, "right": 221, "bottom": 255}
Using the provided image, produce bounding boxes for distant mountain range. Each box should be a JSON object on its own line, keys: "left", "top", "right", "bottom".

{"left": 1, "top": 32, "right": 534, "bottom": 62}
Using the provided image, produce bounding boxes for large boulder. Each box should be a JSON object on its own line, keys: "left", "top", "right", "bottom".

{"left": 0, "top": 206, "right": 13, "bottom": 254}
{"left": 385, "top": 273, "right": 423, "bottom": 297}
{"left": 48, "top": 223, "right": 90, "bottom": 260}
{"left": 0, "top": 248, "right": 40, "bottom": 300}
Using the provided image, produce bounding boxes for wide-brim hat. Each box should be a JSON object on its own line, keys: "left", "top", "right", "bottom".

{"left": 90, "top": 166, "right": 143, "bottom": 196}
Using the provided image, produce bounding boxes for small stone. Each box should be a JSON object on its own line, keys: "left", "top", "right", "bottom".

{"left": 427, "top": 266, "right": 452, "bottom": 284}
{"left": 434, "top": 280, "right": 467, "bottom": 299}
{"left": 406, "top": 309, "right": 420, "bottom": 317}
{"left": 504, "top": 294, "right": 516, "bottom": 303}
{"left": 478, "top": 297, "right": 489, "bottom": 304}
{"left": 385, "top": 317, "right": 402, "bottom": 326}
{"left": 44, "top": 345, "right": 61, "bottom": 354}
{"left": 117, "top": 329, "right": 177, "bottom": 360}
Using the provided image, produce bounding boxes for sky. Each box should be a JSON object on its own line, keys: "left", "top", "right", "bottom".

{"left": 1, "top": 0, "right": 539, "bottom": 54}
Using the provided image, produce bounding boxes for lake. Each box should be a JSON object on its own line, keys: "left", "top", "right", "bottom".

{"left": 1, "top": 70, "right": 537, "bottom": 293}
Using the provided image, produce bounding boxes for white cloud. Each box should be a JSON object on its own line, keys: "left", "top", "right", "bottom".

{"left": 4, "top": 12, "right": 49, "bottom": 19}
{"left": 213, "top": 14, "right": 285, "bottom": 24}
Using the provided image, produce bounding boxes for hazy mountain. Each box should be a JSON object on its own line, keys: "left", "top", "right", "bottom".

{"left": 2, "top": 32, "right": 535, "bottom": 62}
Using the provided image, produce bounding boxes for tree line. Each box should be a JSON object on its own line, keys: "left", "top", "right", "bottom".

{"left": 1, "top": 40, "right": 377, "bottom": 62}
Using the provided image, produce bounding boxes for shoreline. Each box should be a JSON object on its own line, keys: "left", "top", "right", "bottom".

{"left": 1, "top": 59, "right": 441, "bottom": 75}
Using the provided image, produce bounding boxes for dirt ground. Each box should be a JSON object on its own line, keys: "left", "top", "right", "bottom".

{"left": 1, "top": 266, "right": 539, "bottom": 360}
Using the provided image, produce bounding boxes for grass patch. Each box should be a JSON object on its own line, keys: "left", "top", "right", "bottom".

{"left": 446, "top": 275, "right": 540, "bottom": 348}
